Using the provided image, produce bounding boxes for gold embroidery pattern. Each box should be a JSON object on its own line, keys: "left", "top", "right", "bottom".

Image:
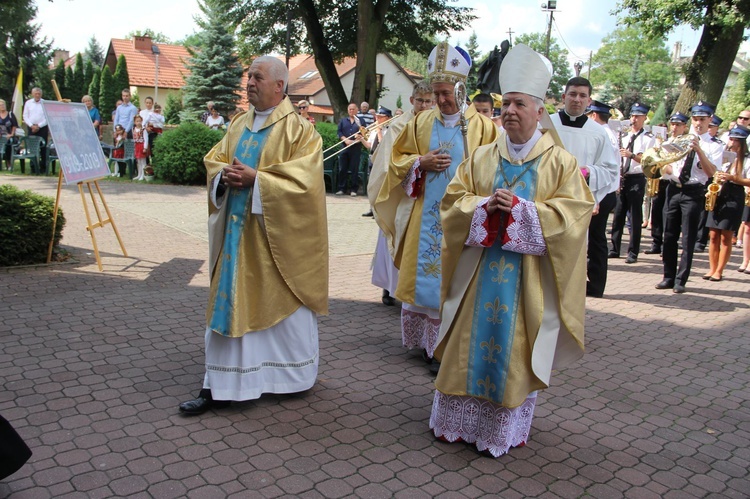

{"left": 480, "top": 336, "right": 502, "bottom": 364}
{"left": 240, "top": 137, "right": 259, "bottom": 159}
{"left": 477, "top": 375, "right": 496, "bottom": 398}
{"left": 484, "top": 297, "right": 508, "bottom": 325}
{"left": 489, "top": 256, "right": 515, "bottom": 284}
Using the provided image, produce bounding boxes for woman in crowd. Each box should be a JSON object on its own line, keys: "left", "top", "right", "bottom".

{"left": 0, "top": 99, "right": 18, "bottom": 171}
{"left": 82, "top": 95, "right": 101, "bottom": 139}
{"left": 705, "top": 126, "right": 750, "bottom": 280}
{"left": 205, "top": 107, "right": 225, "bottom": 130}
{"left": 297, "top": 100, "right": 315, "bottom": 124}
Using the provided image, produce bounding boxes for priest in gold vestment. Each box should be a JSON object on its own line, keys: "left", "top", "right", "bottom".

{"left": 374, "top": 42, "right": 497, "bottom": 360}
{"left": 431, "top": 44, "right": 594, "bottom": 456}
{"left": 179, "top": 56, "right": 328, "bottom": 415}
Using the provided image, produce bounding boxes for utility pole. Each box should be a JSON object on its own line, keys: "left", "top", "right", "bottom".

{"left": 588, "top": 51, "right": 592, "bottom": 80}
{"left": 541, "top": 1, "right": 558, "bottom": 59}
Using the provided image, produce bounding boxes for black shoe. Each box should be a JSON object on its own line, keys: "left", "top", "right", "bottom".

{"left": 673, "top": 284, "right": 687, "bottom": 294}
{"left": 625, "top": 255, "right": 638, "bottom": 264}
{"left": 694, "top": 244, "right": 706, "bottom": 253}
{"left": 608, "top": 251, "right": 619, "bottom": 259}
{"left": 428, "top": 362, "right": 440, "bottom": 376}
{"left": 179, "top": 390, "right": 230, "bottom": 415}
{"left": 381, "top": 290, "right": 395, "bottom": 306}
{"left": 362, "top": 211, "right": 374, "bottom": 217}
{"left": 421, "top": 349, "right": 433, "bottom": 364}
{"left": 644, "top": 246, "right": 661, "bottom": 255}
{"left": 655, "top": 279, "right": 674, "bottom": 290}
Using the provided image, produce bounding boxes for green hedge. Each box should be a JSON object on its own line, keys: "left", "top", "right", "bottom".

{"left": 315, "top": 122, "right": 339, "bottom": 152}
{"left": 152, "top": 122, "right": 224, "bottom": 185}
{"left": 0, "top": 184, "right": 65, "bottom": 266}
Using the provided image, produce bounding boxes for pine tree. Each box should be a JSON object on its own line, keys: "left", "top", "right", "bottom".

{"left": 83, "top": 59, "right": 94, "bottom": 96}
{"left": 180, "top": 0, "right": 243, "bottom": 121}
{"left": 465, "top": 31, "right": 482, "bottom": 94}
{"left": 64, "top": 65, "right": 74, "bottom": 100}
{"left": 164, "top": 91, "right": 183, "bottom": 124}
{"left": 88, "top": 66, "right": 101, "bottom": 110}
{"left": 99, "top": 66, "right": 116, "bottom": 120}
{"left": 71, "top": 52, "right": 85, "bottom": 102}
{"left": 84, "top": 35, "right": 105, "bottom": 67}
{"left": 53, "top": 59, "right": 66, "bottom": 98}
{"left": 113, "top": 54, "right": 130, "bottom": 96}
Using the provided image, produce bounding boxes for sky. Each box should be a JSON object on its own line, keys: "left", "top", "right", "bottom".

{"left": 34, "top": 0, "right": 749, "bottom": 71}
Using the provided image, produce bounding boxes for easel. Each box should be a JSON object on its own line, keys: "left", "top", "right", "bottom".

{"left": 46, "top": 80, "right": 127, "bottom": 271}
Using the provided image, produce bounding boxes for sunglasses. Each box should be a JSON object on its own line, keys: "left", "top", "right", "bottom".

{"left": 299, "top": 106, "right": 307, "bottom": 110}
{"left": 414, "top": 98, "right": 432, "bottom": 104}
{"left": 737, "top": 115, "right": 750, "bottom": 120}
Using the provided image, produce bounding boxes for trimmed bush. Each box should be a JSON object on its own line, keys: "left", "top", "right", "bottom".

{"left": 315, "top": 122, "right": 339, "bottom": 152}
{"left": 151, "top": 123, "right": 224, "bottom": 185}
{"left": 0, "top": 184, "right": 65, "bottom": 266}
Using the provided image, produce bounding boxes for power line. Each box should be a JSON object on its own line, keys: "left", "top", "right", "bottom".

{"left": 551, "top": 17, "right": 586, "bottom": 61}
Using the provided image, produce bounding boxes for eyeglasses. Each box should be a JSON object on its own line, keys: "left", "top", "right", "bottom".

{"left": 299, "top": 106, "right": 307, "bottom": 110}
{"left": 737, "top": 115, "right": 750, "bottom": 120}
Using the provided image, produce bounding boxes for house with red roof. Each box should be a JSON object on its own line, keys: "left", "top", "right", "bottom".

{"left": 103, "top": 36, "right": 190, "bottom": 108}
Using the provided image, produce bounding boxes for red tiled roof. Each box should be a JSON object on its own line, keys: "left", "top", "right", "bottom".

{"left": 107, "top": 38, "right": 191, "bottom": 89}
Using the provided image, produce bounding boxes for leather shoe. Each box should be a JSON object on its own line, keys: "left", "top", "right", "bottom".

{"left": 655, "top": 279, "right": 674, "bottom": 290}
{"left": 179, "top": 393, "right": 230, "bottom": 415}
{"left": 362, "top": 211, "right": 374, "bottom": 217}
{"left": 673, "top": 284, "right": 687, "bottom": 294}
{"left": 608, "top": 251, "right": 619, "bottom": 259}
{"left": 694, "top": 244, "right": 706, "bottom": 253}
{"left": 644, "top": 246, "right": 661, "bottom": 255}
{"left": 625, "top": 255, "right": 637, "bottom": 264}
{"left": 381, "top": 290, "right": 396, "bottom": 306}
{"left": 709, "top": 276, "right": 722, "bottom": 282}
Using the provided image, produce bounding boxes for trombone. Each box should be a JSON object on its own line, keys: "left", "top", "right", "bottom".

{"left": 323, "top": 115, "right": 398, "bottom": 161}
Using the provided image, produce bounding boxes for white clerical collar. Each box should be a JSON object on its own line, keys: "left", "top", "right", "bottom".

{"left": 564, "top": 110, "right": 584, "bottom": 121}
{"left": 441, "top": 111, "right": 460, "bottom": 128}
{"left": 506, "top": 130, "right": 543, "bottom": 163}
{"left": 251, "top": 106, "right": 276, "bottom": 132}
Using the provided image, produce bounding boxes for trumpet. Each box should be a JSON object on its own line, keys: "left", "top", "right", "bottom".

{"left": 322, "top": 115, "right": 399, "bottom": 161}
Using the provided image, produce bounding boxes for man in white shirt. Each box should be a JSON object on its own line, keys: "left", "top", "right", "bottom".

{"left": 22, "top": 87, "right": 48, "bottom": 174}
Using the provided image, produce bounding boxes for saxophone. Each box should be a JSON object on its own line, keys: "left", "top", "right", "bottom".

{"left": 705, "top": 171, "right": 723, "bottom": 211}
{"left": 641, "top": 134, "right": 696, "bottom": 197}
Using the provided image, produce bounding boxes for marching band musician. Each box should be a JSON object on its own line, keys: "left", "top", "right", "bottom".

{"left": 373, "top": 42, "right": 497, "bottom": 365}
{"left": 646, "top": 112, "right": 689, "bottom": 256}
{"left": 656, "top": 101, "right": 723, "bottom": 294}
{"left": 704, "top": 125, "right": 750, "bottom": 281}
{"left": 550, "top": 83, "right": 620, "bottom": 298}
{"left": 609, "top": 103, "right": 657, "bottom": 264}
{"left": 696, "top": 114, "right": 726, "bottom": 252}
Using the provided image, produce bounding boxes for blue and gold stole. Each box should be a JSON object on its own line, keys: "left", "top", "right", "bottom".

{"left": 208, "top": 125, "right": 273, "bottom": 336}
{"left": 413, "top": 119, "right": 465, "bottom": 309}
{"left": 466, "top": 156, "right": 540, "bottom": 403}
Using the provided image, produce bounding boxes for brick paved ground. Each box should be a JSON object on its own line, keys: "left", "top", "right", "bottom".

{"left": 1, "top": 175, "right": 749, "bottom": 498}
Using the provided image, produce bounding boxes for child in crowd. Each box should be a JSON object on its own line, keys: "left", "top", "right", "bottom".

{"left": 111, "top": 124, "right": 126, "bottom": 176}
{"left": 132, "top": 114, "right": 149, "bottom": 181}
{"left": 146, "top": 103, "right": 165, "bottom": 165}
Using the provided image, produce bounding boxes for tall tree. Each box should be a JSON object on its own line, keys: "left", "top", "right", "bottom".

{"left": 64, "top": 65, "right": 74, "bottom": 100}
{"left": 514, "top": 32, "right": 572, "bottom": 98}
{"left": 217, "top": 0, "right": 475, "bottom": 118}
{"left": 53, "top": 59, "right": 66, "bottom": 96}
{"left": 71, "top": 52, "right": 85, "bottom": 102}
{"left": 589, "top": 25, "right": 677, "bottom": 114}
{"left": 83, "top": 59, "right": 94, "bottom": 96}
{"left": 99, "top": 66, "right": 117, "bottom": 120}
{"left": 164, "top": 91, "right": 184, "bottom": 125}
{"left": 465, "top": 31, "right": 482, "bottom": 94}
{"left": 88, "top": 66, "right": 101, "bottom": 109}
{"left": 83, "top": 35, "right": 105, "bottom": 67}
{"left": 113, "top": 54, "right": 130, "bottom": 95}
{"left": 125, "top": 29, "right": 172, "bottom": 44}
{"left": 616, "top": 0, "right": 750, "bottom": 113}
{"left": 717, "top": 67, "right": 750, "bottom": 122}
{"left": 180, "top": 0, "right": 244, "bottom": 121}
{"left": 0, "top": 8, "right": 52, "bottom": 103}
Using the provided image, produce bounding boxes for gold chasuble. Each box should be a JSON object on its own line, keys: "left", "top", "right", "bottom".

{"left": 204, "top": 97, "right": 328, "bottom": 337}
{"left": 435, "top": 131, "right": 593, "bottom": 408}
{"left": 374, "top": 105, "right": 497, "bottom": 305}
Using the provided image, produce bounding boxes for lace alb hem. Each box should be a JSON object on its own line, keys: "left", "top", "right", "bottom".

{"left": 467, "top": 196, "right": 492, "bottom": 246}
{"left": 401, "top": 159, "right": 422, "bottom": 197}
{"left": 503, "top": 198, "right": 547, "bottom": 255}
{"left": 401, "top": 308, "right": 440, "bottom": 357}
{"left": 430, "top": 390, "right": 536, "bottom": 458}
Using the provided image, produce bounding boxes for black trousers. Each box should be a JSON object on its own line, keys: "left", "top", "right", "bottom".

{"left": 29, "top": 125, "right": 48, "bottom": 174}
{"left": 337, "top": 147, "right": 361, "bottom": 193}
{"left": 649, "top": 179, "right": 670, "bottom": 249}
{"left": 587, "top": 191, "right": 618, "bottom": 296}
{"left": 611, "top": 174, "right": 646, "bottom": 257}
{"left": 696, "top": 180, "right": 712, "bottom": 246}
{"left": 662, "top": 182, "right": 703, "bottom": 285}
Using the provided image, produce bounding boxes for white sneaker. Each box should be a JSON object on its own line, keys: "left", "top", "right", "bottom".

{"left": 335, "top": 190, "right": 344, "bottom": 196}
{"left": 350, "top": 191, "right": 357, "bottom": 197}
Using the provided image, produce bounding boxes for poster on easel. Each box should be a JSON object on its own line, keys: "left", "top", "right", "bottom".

{"left": 41, "top": 101, "right": 110, "bottom": 183}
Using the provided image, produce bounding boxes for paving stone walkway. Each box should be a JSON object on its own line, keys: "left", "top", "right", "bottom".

{"left": 1, "top": 175, "right": 749, "bottom": 498}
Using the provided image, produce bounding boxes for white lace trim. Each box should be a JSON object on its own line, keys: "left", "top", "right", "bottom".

{"left": 430, "top": 391, "right": 537, "bottom": 457}
{"left": 503, "top": 198, "right": 547, "bottom": 256}
{"left": 401, "top": 308, "right": 440, "bottom": 357}
{"left": 401, "top": 159, "right": 421, "bottom": 197}
{"left": 466, "top": 197, "right": 492, "bottom": 247}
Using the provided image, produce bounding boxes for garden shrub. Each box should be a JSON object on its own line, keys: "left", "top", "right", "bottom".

{"left": 315, "top": 122, "right": 339, "bottom": 152}
{"left": 151, "top": 122, "right": 224, "bottom": 185}
{"left": 0, "top": 184, "right": 65, "bottom": 266}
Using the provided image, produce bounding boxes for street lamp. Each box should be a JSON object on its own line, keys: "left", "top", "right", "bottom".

{"left": 152, "top": 44, "right": 161, "bottom": 104}
{"left": 574, "top": 60, "right": 583, "bottom": 77}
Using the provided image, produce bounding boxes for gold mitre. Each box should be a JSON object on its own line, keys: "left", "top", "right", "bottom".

{"left": 427, "top": 42, "right": 472, "bottom": 85}
{"left": 491, "top": 92, "right": 503, "bottom": 109}
{"left": 498, "top": 44, "right": 552, "bottom": 100}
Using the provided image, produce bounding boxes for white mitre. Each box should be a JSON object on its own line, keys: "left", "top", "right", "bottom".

{"left": 498, "top": 44, "right": 553, "bottom": 99}
{"left": 427, "top": 42, "right": 472, "bottom": 84}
